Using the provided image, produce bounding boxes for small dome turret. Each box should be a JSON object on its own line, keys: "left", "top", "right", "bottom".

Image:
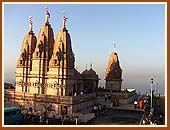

{"left": 82, "top": 63, "right": 99, "bottom": 79}
{"left": 87, "top": 68, "right": 97, "bottom": 77}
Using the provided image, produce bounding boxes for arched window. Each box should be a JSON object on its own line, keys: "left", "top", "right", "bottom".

{"left": 36, "top": 52, "right": 39, "bottom": 57}
{"left": 54, "top": 59, "right": 57, "bottom": 65}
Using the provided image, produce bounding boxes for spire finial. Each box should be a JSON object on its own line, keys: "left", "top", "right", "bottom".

{"left": 45, "top": 6, "right": 50, "bottom": 23}
{"left": 86, "top": 64, "right": 87, "bottom": 70}
{"left": 113, "top": 41, "right": 116, "bottom": 52}
{"left": 90, "top": 62, "right": 92, "bottom": 69}
{"left": 29, "top": 16, "right": 33, "bottom": 31}
{"left": 62, "top": 11, "right": 68, "bottom": 28}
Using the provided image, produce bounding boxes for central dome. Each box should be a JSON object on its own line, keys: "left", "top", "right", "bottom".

{"left": 82, "top": 68, "right": 98, "bottom": 79}
{"left": 82, "top": 69, "right": 89, "bottom": 75}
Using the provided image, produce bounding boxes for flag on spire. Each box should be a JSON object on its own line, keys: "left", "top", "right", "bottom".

{"left": 29, "top": 16, "right": 33, "bottom": 31}
{"left": 29, "top": 16, "right": 33, "bottom": 25}
{"left": 63, "top": 15, "right": 68, "bottom": 24}
{"left": 45, "top": 6, "right": 50, "bottom": 18}
{"left": 62, "top": 11, "right": 68, "bottom": 26}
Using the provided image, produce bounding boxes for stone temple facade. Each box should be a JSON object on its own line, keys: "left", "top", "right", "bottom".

{"left": 15, "top": 13, "right": 99, "bottom": 97}
{"left": 5, "top": 9, "right": 137, "bottom": 118}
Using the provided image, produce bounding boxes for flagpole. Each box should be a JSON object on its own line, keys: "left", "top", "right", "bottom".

{"left": 62, "top": 11, "right": 66, "bottom": 27}
{"left": 29, "top": 16, "right": 33, "bottom": 32}
{"left": 151, "top": 78, "right": 153, "bottom": 109}
{"left": 62, "top": 11, "right": 68, "bottom": 28}
{"left": 45, "top": 6, "right": 50, "bottom": 23}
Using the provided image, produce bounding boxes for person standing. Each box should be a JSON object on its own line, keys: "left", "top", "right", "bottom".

{"left": 134, "top": 100, "right": 138, "bottom": 109}
{"left": 139, "top": 99, "right": 144, "bottom": 109}
{"left": 105, "top": 94, "right": 108, "bottom": 102}
{"left": 39, "top": 114, "right": 43, "bottom": 124}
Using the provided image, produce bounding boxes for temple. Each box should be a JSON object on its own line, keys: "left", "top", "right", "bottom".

{"left": 5, "top": 8, "right": 137, "bottom": 121}
{"left": 105, "top": 51, "right": 122, "bottom": 92}
{"left": 16, "top": 10, "right": 99, "bottom": 96}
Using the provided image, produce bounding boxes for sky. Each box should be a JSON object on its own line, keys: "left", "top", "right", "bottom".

{"left": 3, "top": 3, "right": 166, "bottom": 95}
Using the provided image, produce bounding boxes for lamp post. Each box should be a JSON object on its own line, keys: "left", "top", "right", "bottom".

{"left": 150, "top": 78, "right": 153, "bottom": 109}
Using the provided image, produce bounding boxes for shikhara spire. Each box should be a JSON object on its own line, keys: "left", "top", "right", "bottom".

{"left": 105, "top": 43, "right": 122, "bottom": 92}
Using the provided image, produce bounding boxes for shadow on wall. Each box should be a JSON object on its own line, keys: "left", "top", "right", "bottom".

{"left": 159, "top": 96, "right": 165, "bottom": 116}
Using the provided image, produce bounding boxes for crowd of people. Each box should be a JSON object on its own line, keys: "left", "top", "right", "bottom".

{"left": 133, "top": 96, "right": 164, "bottom": 125}
{"left": 142, "top": 110, "right": 164, "bottom": 125}
{"left": 140, "top": 97, "right": 164, "bottom": 125}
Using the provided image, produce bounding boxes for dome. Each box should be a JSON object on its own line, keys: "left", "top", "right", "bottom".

{"left": 82, "top": 68, "right": 98, "bottom": 79}
{"left": 87, "top": 68, "right": 97, "bottom": 76}
{"left": 82, "top": 69, "right": 89, "bottom": 75}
